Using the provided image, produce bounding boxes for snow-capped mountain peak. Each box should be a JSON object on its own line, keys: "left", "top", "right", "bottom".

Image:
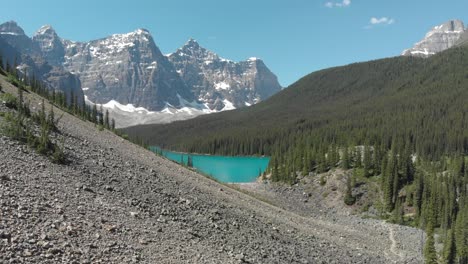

{"left": 34, "top": 25, "right": 57, "bottom": 36}
{"left": 168, "top": 39, "right": 281, "bottom": 111}
{"left": 247, "top": 57, "right": 260, "bottom": 61}
{"left": 0, "top": 21, "right": 26, "bottom": 36}
{"left": 402, "top": 19, "right": 467, "bottom": 57}
{"left": 176, "top": 38, "right": 218, "bottom": 60}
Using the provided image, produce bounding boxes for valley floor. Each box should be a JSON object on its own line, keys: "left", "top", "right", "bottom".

{"left": 0, "top": 78, "right": 423, "bottom": 263}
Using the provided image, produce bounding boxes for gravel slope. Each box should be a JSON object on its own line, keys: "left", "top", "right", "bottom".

{"left": 0, "top": 77, "right": 423, "bottom": 263}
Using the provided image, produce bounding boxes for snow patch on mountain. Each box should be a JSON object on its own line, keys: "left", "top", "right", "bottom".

{"left": 85, "top": 93, "right": 237, "bottom": 128}
{"left": 214, "top": 82, "right": 230, "bottom": 91}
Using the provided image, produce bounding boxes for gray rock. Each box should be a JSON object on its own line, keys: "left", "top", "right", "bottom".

{"left": 61, "top": 29, "right": 192, "bottom": 111}
{"left": 168, "top": 39, "right": 282, "bottom": 110}
{"left": 402, "top": 19, "right": 467, "bottom": 57}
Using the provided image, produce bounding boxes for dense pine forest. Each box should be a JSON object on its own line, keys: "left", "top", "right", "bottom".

{"left": 125, "top": 45, "right": 468, "bottom": 263}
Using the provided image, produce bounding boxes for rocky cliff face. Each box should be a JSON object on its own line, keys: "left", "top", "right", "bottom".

{"left": 402, "top": 19, "right": 467, "bottom": 57}
{"left": 168, "top": 39, "right": 282, "bottom": 111}
{"left": 60, "top": 29, "right": 191, "bottom": 110}
{"left": 0, "top": 21, "right": 83, "bottom": 103}
{"left": 0, "top": 21, "right": 38, "bottom": 56}
{"left": 32, "top": 25, "right": 66, "bottom": 67}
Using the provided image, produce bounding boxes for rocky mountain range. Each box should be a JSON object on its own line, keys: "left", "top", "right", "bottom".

{"left": 402, "top": 19, "right": 468, "bottom": 57}
{"left": 0, "top": 21, "right": 83, "bottom": 104}
{"left": 0, "top": 21, "right": 282, "bottom": 127}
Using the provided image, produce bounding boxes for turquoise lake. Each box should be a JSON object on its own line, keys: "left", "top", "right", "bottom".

{"left": 149, "top": 147, "right": 270, "bottom": 183}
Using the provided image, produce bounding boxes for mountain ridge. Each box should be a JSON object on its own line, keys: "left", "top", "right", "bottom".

{"left": 0, "top": 20, "right": 282, "bottom": 127}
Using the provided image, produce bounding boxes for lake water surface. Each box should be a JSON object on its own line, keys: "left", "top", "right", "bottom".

{"left": 149, "top": 147, "right": 270, "bottom": 183}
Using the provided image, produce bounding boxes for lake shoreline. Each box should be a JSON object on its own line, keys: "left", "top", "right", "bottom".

{"left": 149, "top": 146, "right": 270, "bottom": 183}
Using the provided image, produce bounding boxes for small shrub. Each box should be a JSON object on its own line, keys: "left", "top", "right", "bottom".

{"left": 51, "top": 144, "right": 66, "bottom": 164}
{"left": 0, "top": 93, "right": 18, "bottom": 109}
{"left": 319, "top": 175, "right": 327, "bottom": 186}
{"left": 344, "top": 193, "right": 356, "bottom": 205}
{"left": 7, "top": 75, "right": 20, "bottom": 87}
{"left": 1, "top": 112, "right": 24, "bottom": 140}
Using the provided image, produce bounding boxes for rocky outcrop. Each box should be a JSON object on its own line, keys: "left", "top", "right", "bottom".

{"left": 402, "top": 19, "right": 467, "bottom": 57}
{"left": 0, "top": 21, "right": 38, "bottom": 56}
{"left": 168, "top": 39, "right": 282, "bottom": 110}
{"left": 32, "top": 25, "right": 66, "bottom": 67}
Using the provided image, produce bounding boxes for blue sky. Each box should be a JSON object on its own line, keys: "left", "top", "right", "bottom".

{"left": 1, "top": 0, "right": 468, "bottom": 86}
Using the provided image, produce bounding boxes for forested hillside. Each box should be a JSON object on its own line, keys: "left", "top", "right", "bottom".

{"left": 125, "top": 44, "right": 468, "bottom": 263}
{"left": 125, "top": 45, "right": 468, "bottom": 160}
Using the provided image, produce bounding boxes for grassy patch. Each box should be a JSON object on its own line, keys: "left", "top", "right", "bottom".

{"left": 0, "top": 93, "right": 18, "bottom": 109}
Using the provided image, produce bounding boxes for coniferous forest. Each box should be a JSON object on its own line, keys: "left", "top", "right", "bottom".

{"left": 125, "top": 45, "right": 468, "bottom": 263}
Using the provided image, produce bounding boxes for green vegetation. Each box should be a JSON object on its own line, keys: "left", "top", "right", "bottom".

{"left": 124, "top": 44, "right": 468, "bottom": 262}
{"left": 0, "top": 51, "right": 150, "bottom": 151}
{"left": 1, "top": 93, "right": 66, "bottom": 163}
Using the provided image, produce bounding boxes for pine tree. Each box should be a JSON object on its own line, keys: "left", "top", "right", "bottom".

{"left": 363, "top": 145, "right": 372, "bottom": 177}
{"left": 443, "top": 228, "right": 456, "bottom": 264}
{"left": 5, "top": 60, "right": 11, "bottom": 74}
{"left": 13, "top": 56, "right": 18, "bottom": 78}
{"left": 341, "top": 147, "right": 350, "bottom": 170}
{"left": 344, "top": 173, "right": 356, "bottom": 205}
{"left": 104, "top": 109, "right": 110, "bottom": 129}
{"left": 393, "top": 197, "right": 404, "bottom": 224}
{"left": 455, "top": 207, "right": 468, "bottom": 263}
{"left": 17, "top": 85, "right": 23, "bottom": 113}
{"left": 383, "top": 152, "right": 395, "bottom": 211}
{"left": 48, "top": 106, "right": 55, "bottom": 131}
{"left": 355, "top": 148, "right": 362, "bottom": 168}
{"left": 424, "top": 224, "right": 438, "bottom": 264}
{"left": 37, "top": 100, "right": 50, "bottom": 155}
{"left": 111, "top": 118, "right": 116, "bottom": 131}
{"left": 92, "top": 104, "right": 98, "bottom": 124}
{"left": 99, "top": 105, "right": 104, "bottom": 126}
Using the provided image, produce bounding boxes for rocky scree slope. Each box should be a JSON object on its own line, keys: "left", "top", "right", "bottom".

{"left": 0, "top": 76, "right": 422, "bottom": 263}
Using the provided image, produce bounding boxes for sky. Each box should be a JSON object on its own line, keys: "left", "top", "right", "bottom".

{"left": 1, "top": 0, "right": 468, "bottom": 87}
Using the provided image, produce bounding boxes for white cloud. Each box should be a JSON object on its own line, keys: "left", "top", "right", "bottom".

{"left": 325, "top": 0, "right": 351, "bottom": 8}
{"left": 364, "top": 17, "right": 395, "bottom": 29}
{"left": 370, "top": 17, "right": 395, "bottom": 25}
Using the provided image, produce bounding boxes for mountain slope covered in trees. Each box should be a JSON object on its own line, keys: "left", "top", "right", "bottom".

{"left": 124, "top": 44, "right": 468, "bottom": 160}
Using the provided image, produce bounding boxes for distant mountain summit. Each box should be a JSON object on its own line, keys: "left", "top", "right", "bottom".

{"left": 0, "top": 21, "right": 26, "bottom": 36}
{"left": 32, "top": 25, "right": 66, "bottom": 66}
{"left": 167, "top": 39, "right": 282, "bottom": 111}
{"left": 402, "top": 19, "right": 468, "bottom": 57}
